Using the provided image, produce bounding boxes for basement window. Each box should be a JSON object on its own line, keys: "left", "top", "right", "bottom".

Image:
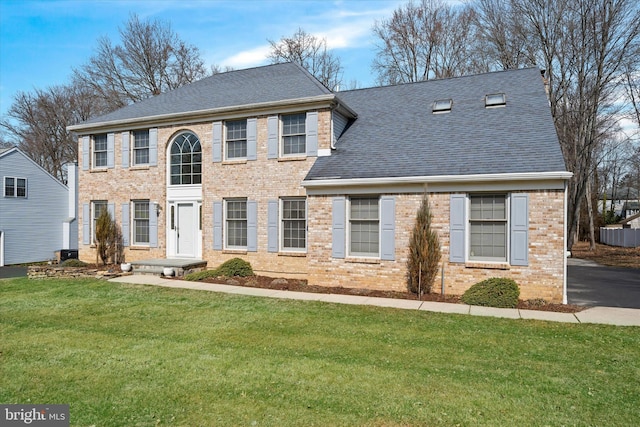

{"left": 432, "top": 99, "right": 453, "bottom": 113}
{"left": 485, "top": 93, "right": 506, "bottom": 108}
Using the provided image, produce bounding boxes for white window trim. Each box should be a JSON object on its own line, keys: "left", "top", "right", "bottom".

{"left": 132, "top": 200, "right": 151, "bottom": 246}
{"left": 347, "top": 196, "right": 381, "bottom": 258}
{"left": 224, "top": 198, "right": 248, "bottom": 250}
{"left": 132, "top": 130, "right": 150, "bottom": 166}
{"left": 224, "top": 119, "right": 248, "bottom": 161}
{"left": 4, "top": 176, "right": 27, "bottom": 198}
{"left": 93, "top": 134, "right": 108, "bottom": 169}
{"left": 91, "top": 200, "right": 108, "bottom": 244}
{"left": 280, "top": 113, "right": 306, "bottom": 158}
{"left": 280, "top": 197, "right": 307, "bottom": 253}
{"left": 466, "top": 193, "right": 510, "bottom": 263}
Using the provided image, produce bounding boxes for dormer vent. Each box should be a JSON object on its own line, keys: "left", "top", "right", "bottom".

{"left": 432, "top": 99, "right": 453, "bottom": 113}
{"left": 485, "top": 93, "right": 506, "bottom": 108}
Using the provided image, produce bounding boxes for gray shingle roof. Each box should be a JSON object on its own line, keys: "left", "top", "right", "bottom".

{"left": 306, "top": 68, "right": 567, "bottom": 181}
{"left": 79, "top": 62, "right": 332, "bottom": 126}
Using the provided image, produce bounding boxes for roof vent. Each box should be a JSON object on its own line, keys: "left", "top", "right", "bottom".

{"left": 432, "top": 99, "right": 453, "bottom": 113}
{"left": 485, "top": 93, "right": 506, "bottom": 108}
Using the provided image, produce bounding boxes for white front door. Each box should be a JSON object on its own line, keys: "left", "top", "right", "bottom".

{"left": 176, "top": 203, "right": 196, "bottom": 257}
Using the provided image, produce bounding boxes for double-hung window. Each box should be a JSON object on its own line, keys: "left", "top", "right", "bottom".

{"left": 133, "top": 201, "right": 150, "bottom": 245}
{"left": 349, "top": 197, "right": 379, "bottom": 257}
{"left": 4, "top": 177, "right": 27, "bottom": 198}
{"left": 91, "top": 200, "right": 108, "bottom": 243}
{"left": 281, "top": 113, "right": 306, "bottom": 156}
{"left": 469, "top": 195, "right": 507, "bottom": 261}
{"left": 282, "top": 198, "right": 306, "bottom": 251}
{"left": 226, "top": 119, "right": 247, "bottom": 159}
{"left": 226, "top": 199, "right": 247, "bottom": 249}
{"left": 93, "top": 134, "right": 108, "bottom": 168}
{"left": 133, "top": 130, "right": 149, "bottom": 165}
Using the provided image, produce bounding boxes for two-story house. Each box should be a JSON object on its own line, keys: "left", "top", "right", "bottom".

{"left": 68, "top": 63, "right": 572, "bottom": 302}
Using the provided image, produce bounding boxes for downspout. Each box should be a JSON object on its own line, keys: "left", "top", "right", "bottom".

{"left": 563, "top": 180, "right": 569, "bottom": 304}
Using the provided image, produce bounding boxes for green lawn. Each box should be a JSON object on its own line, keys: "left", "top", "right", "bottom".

{"left": 1, "top": 278, "right": 639, "bottom": 426}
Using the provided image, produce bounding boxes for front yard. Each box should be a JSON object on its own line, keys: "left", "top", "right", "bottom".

{"left": 1, "top": 278, "right": 639, "bottom": 426}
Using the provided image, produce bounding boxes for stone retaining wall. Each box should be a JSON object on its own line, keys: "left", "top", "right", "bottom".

{"left": 28, "top": 265, "right": 129, "bottom": 280}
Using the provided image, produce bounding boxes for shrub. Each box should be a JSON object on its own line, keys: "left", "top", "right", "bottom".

{"left": 184, "top": 270, "right": 219, "bottom": 282}
{"left": 215, "top": 258, "right": 254, "bottom": 277}
{"left": 406, "top": 194, "right": 441, "bottom": 294}
{"left": 461, "top": 278, "right": 520, "bottom": 308}
{"left": 94, "top": 208, "right": 121, "bottom": 265}
{"left": 184, "top": 259, "right": 253, "bottom": 281}
{"left": 61, "top": 259, "right": 87, "bottom": 267}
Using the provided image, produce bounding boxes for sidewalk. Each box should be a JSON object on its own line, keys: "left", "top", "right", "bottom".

{"left": 109, "top": 275, "right": 640, "bottom": 327}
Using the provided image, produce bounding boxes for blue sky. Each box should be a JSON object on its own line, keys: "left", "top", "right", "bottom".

{"left": 0, "top": 0, "right": 414, "bottom": 118}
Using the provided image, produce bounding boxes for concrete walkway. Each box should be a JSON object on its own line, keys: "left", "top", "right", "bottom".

{"left": 109, "top": 275, "right": 640, "bottom": 327}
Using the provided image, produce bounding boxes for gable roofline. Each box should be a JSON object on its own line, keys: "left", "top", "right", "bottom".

{"left": 0, "top": 146, "right": 70, "bottom": 191}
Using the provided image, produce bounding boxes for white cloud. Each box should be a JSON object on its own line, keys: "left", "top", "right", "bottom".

{"left": 221, "top": 44, "right": 271, "bottom": 69}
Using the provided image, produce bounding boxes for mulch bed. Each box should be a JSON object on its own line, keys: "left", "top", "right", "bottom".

{"left": 197, "top": 274, "right": 584, "bottom": 313}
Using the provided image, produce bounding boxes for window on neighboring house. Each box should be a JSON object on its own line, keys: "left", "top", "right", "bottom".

{"left": 93, "top": 134, "right": 108, "bottom": 168}
{"left": 91, "top": 200, "right": 108, "bottom": 243}
{"left": 225, "top": 199, "right": 247, "bottom": 249}
{"left": 282, "top": 198, "right": 306, "bottom": 251}
{"left": 349, "top": 197, "right": 379, "bottom": 257}
{"left": 133, "top": 130, "right": 150, "bottom": 165}
{"left": 4, "top": 177, "right": 27, "bottom": 198}
{"left": 469, "top": 194, "right": 507, "bottom": 261}
{"left": 133, "top": 200, "right": 150, "bottom": 245}
{"left": 170, "top": 132, "right": 202, "bottom": 185}
{"left": 282, "top": 113, "right": 306, "bottom": 156}
{"left": 226, "top": 119, "right": 247, "bottom": 159}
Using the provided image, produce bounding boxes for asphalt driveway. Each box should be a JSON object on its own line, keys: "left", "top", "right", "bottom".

{"left": 567, "top": 258, "right": 640, "bottom": 309}
{"left": 0, "top": 266, "right": 27, "bottom": 279}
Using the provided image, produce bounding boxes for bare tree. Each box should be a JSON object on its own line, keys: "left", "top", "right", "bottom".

{"left": 475, "top": 0, "right": 640, "bottom": 250}
{"left": 372, "top": 0, "right": 483, "bottom": 84}
{"left": 74, "top": 13, "right": 207, "bottom": 111}
{"left": 0, "top": 82, "right": 106, "bottom": 183}
{"left": 268, "top": 28, "right": 343, "bottom": 90}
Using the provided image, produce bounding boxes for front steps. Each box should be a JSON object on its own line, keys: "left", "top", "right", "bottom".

{"left": 130, "top": 259, "right": 207, "bottom": 277}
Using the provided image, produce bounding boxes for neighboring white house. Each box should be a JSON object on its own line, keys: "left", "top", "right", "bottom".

{"left": 0, "top": 147, "right": 77, "bottom": 266}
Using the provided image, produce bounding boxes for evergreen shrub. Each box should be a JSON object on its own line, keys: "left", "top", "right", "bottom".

{"left": 461, "top": 278, "right": 520, "bottom": 308}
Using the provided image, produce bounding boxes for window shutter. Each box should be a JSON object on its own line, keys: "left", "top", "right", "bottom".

{"left": 510, "top": 193, "right": 529, "bottom": 266}
{"left": 121, "top": 203, "right": 130, "bottom": 247}
{"left": 267, "top": 115, "right": 279, "bottom": 159}
{"left": 380, "top": 196, "right": 396, "bottom": 260}
{"left": 83, "top": 203, "right": 90, "bottom": 245}
{"left": 149, "top": 202, "right": 158, "bottom": 248}
{"left": 212, "top": 121, "right": 222, "bottom": 163}
{"left": 247, "top": 118, "right": 257, "bottom": 161}
{"left": 82, "top": 136, "right": 90, "bottom": 171}
{"left": 267, "top": 200, "right": 279, "bottom": 252}
{"left": 306, "top": 111, "right": 318, "bottom": 157}
{"left": 247, "top": 200, "right": 257, "bottom": 252}
{"left": 121, "top": 132, "right": 130, "bottom": 168}
{"left": 213, "top": 201, "right": 222, "bottom": 250}
{"left": 332, "top": 197, "right": 346, "bottom": 259}
{"left": 149, "top": 128, "right": 158, "bottom": 166}
{"left": 107, "top": 133, "right": 115, "bottom": 168}
{"left": 450, "top": 194, "right": 466, "bottom": 263}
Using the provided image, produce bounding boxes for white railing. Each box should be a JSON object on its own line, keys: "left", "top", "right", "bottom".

{"left": 600, "top": 227, "right": 640, "bottom": 248}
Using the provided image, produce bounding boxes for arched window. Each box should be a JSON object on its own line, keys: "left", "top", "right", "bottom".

{"left": 170, "top": 132, "right": 201, "bottom": 185}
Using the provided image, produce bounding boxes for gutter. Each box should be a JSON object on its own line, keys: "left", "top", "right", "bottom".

{"left": 302, "top": 171, "right": 574, "bottom": 188}
{"left": 67, "top": 94, "right": 340, "bottom": 133}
